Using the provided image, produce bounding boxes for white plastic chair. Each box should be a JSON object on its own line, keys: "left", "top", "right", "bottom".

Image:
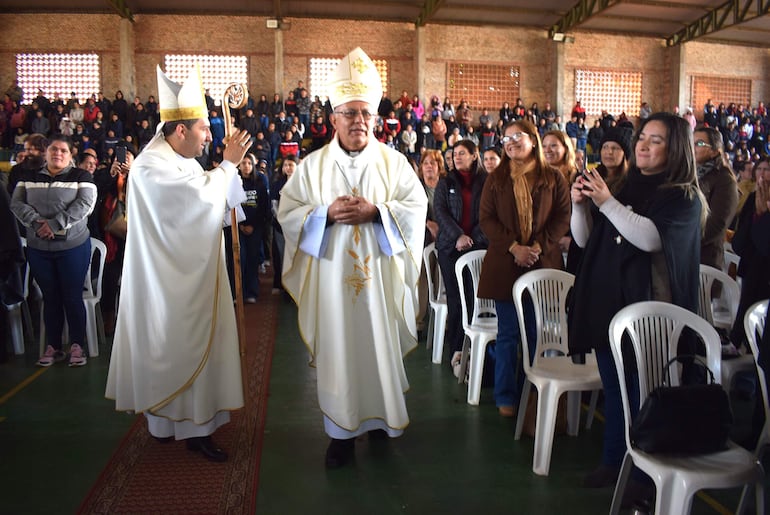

{"left": 512, "top": 269, "right": 603, "bottom": 476}
{"left": 608, "top": 301, "right": 765, "bottom": 515}
{"left": 454, "top": 250, "right": 497, "bottom": 405}
{"left": 423, "top": 242, "right": 448, "bottom": 364}
{"left": 723, "top": 248, "right": 741, "bottom": 286}
{"left": 6, "top": 237, "right": 34, "bottom": 355}
{"left": 743, "top": 300, "right": 769, "bottom": 460}
{"left": 736, "top": 300, "right": 767, "bottom": 515}
{"left": 39, "top": 237, "right": 106, "bottom": 358}
{"left": 697, "top": 264, "right": 753, "bottom": 391}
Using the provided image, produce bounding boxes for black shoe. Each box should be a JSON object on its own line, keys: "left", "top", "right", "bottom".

{"left": 153, "top": 435, "right": 174, "bottom": 444}
{"left": 186, "top": 436, "right": 228, "bottom": 462}
{"left": 368, "top": 429, "right": 388, "bottom": 441}
{"left": 325, "top": 438, "right": 354, "bottom": 468}
{"left": 583, "top": 464, "right": 620, "bottom": 488}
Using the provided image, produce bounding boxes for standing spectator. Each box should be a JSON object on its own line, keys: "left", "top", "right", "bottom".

{"left": 565, "top": 115, "right": 580, "bottom": 148}
{"left": 588, "top": 119, "right": 604, "bottom": 159}
{"left": 284, "top": 91, "right": 298, "bottom": 119}
{"left": 569, "top": 113, "right": 704, "bottom": 500}
{"left": 277, "top": 48, "right": 427, "bottom": 468}
{"left": 400, "top": 124, "right": 418, "bottom": 162}
{"left": 269, "top": 93, "right": 284, "bottom": 120}
{"left": 297, "top": 89, "right": 312, "bottom": 133}
{"left": 11, "top": 135, "right": 96, "bottom": 367}
{"left": 256, "top": 94, "right": 270, "bottom": 130}
{"left": 236, "top": 153, "right": 270, "bottom": 303}
{"left": 412, "top": 94, "right": 425, "bottom": 121}
{"left": 99, "top": 147, "right": 134, "bottom": 335}
{"left": 269, "top": 154, "right": 297, "bottom": 295}
{"left": 417, "top": 113, "right": 434, "bottom": 152}
{"left": 431, "top": 115, "right": 447, "bottom": 150}
{"left": 309, "top": 115, "right": 328, "bottom": 151}
{"left": 7, "top": 133, "right": 47, "bottom": 196}
{"left": 30, "top": 110, "right": 50, "bottom": 136}
{"left": 499, "top": 102, "right": 514, "bottom": 125}
{"left": 95, "top": 92, "right": 111, "bottom": 121}
{"left": 145, "top": 95, "right": 159, "bottom": 129}
{"left": 571, "top": 100, "right": 586, "bottom": 121}
{"left": 434, "top": 139, "right": 488, "bottom": 374}
{"left": 693, "top": 127, "right": 738, "bottom": 270}
{"left": 111, "top": 91, "right": 128, "bottom": 122}
{"left": 478, "top": 120, "right": 570, "bottom": 417}
{"left": 730, "top": 158, "right": 770, "bottom": 349}
{"left": 541, "top": 102, "right": 556, "bottom": 126}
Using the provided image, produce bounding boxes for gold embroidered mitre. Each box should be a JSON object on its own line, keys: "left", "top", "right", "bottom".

{"left": 327, "top": 47, "right": 383, "bottom": 110}
{"left": 157, "top": 64, "right": 208, "bottom": 123}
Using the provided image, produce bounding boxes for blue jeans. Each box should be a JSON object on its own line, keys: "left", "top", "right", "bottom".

{"left": 27, "top": 239, "right": 91, "bottom": 351}
{"left": 595, "top": 347, "right": 639, "bottom": 467}
{"left": 494, "top": 299, "right": 536, "bottom": 407}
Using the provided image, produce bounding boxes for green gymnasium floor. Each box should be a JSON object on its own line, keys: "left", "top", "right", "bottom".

{"left": 1, "top": 297, "right": 767, "bottom": 514}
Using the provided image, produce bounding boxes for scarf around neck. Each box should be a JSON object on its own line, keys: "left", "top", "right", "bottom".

{"left": 509, "top": 158, "right": 536, "bottom": 244}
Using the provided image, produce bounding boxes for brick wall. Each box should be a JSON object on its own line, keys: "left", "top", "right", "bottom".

{"left": 0, "top": 13, "right": 767, "bottom": 122}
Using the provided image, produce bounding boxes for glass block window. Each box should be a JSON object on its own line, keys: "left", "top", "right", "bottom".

{"left": 308, "top": 57, "right": 388, "bottom": 102}
{"left": 164, "top": 55, "right": 248, "bottom": 107}
{"left": 447, "top": 63, "right": 520, "bottom": 111}
{"left": 690, "top": 76, "right": 751, "bottom": 116}
{"left": 575, "top": 69, "right": 642, "bottom": 117}
{"left": 16, "top": 53, "right": 100, "bottom": 105}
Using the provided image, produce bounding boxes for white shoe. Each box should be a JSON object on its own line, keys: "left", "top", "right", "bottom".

{"left": 451, "top": 351, "right": 463, "bottom": 379}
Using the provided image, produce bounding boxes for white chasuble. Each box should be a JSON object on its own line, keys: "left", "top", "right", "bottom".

{"left": 278, "top": 137, "right": 427, "bottom": 432}
{"left": 105, "top": 135, "right": 244, "bottom": 425}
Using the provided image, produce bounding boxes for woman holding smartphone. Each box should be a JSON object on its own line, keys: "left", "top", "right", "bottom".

{"left": 568, "top": 113, "right": 704, "bottom": 503}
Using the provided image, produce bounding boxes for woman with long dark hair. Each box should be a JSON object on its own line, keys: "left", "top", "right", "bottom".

{"left": 433, "top": 139, "right": 488, "bottom": 374}
{"left": 568, "top": 113, "right": 704, "bottom": 499}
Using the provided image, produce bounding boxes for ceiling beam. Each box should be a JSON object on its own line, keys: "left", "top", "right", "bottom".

{"left": 105, "top": 0, "right": 134, "bottom": 22}
{"left": 549, "top": 0, "right": 620, "bottom": 38}
{"left": 416, "top": 0, "right": 446, "bottom": 26}
{"left": 666, "top": 0, "right": 770, "bottom": 46}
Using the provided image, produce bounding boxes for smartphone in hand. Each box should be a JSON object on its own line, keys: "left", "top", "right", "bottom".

{"left": 116, "top": 146, "right": 127, "bottom": 164}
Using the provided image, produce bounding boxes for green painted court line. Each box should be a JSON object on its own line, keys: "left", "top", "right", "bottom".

{"left": 0, "top": 368, "right": 48, "bottom": 405}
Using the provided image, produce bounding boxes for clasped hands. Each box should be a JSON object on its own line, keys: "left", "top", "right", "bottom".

{"left": 511, "top": 241, "right": 541, "bottom": 268}
{"left": 328, "top": 195, "right": 378, "bottom": 225}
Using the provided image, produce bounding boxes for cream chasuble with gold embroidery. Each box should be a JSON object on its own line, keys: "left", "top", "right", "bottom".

{"left": 278, "top": 137, "right": 427, "bottom": 433}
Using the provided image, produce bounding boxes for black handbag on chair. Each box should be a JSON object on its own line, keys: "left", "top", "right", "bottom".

{"left": 630, "top": 355, "right": 733, "bottom": 455}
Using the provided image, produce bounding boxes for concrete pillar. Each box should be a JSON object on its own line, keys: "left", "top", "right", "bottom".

{"left": 119, "top": 18, "right": 136, "bottom": 99}
{"left": 553, "top": 42, "right": 565, "bottom": 119}
{"left": 274, "top": 29, "right": 284, "bottom": 95}
{"left": 415, "top": 26, "right": 425, "bottom": 100}
{"left": 670, "top": 44, "right": 687, "bottom": 114}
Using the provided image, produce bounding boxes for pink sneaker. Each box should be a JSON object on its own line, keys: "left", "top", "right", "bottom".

{"left": 68, "top": 344, "right": 87, "bottom": 367}
{"left": 37, "top": 345, "right": 56, "bottom": 367}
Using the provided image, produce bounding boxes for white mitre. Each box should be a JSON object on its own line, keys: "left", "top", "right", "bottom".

{"left": 156, "top": 64, "right": 208, "bottom": 123}
{"left": 327, "top": 47, "right": 383, "bottom": 110}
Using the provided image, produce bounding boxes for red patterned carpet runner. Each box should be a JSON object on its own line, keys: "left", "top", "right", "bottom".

{"left": 78, "top": 291, "right": 278, "bottom": 514}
